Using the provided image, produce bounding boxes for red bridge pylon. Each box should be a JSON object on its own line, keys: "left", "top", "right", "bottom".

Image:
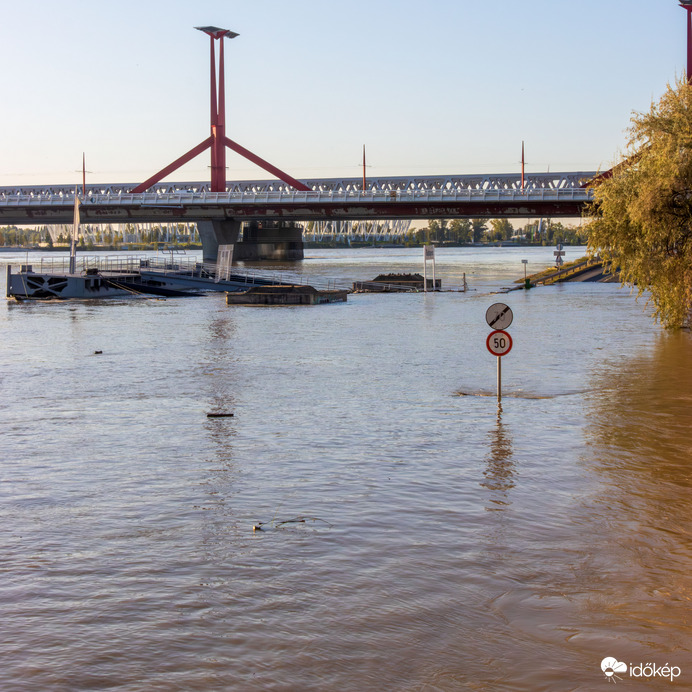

{"left": 131, "top": 26, "right": 310, "bottom": 194}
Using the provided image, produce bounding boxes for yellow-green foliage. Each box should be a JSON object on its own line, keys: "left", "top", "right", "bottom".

{"left": 587, "top": 78, "right": 692, "bottom": 328}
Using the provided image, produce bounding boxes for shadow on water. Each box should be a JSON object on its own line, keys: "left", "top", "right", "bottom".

{"left": 585, "top": 330, "right": 692, "bottom": 484}
{"left": 455, "top": 389, "right": 587, "bottom": 400}
{"left": 568, "top": 330, "right": 692, "bottom": 667}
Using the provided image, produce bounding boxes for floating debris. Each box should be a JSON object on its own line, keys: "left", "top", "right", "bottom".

{"left": 353, "top": 272, "right": 441, "bottom": 293}
{"left": 252, "top": 516, "right": 333, "bottom": 532}
{"left": 207, "top": 412, "right": 234, "bottom": 418}
{"left": 275, "top": 516, "right": 333, "bottom": 528}
{"left": 226, "top": 285, "right": 348, "bottom": 305}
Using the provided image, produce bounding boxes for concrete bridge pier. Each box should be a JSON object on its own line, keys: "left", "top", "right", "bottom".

{"left": 234, "top": 221, "right": 304, "bottom": 261}
{"left": 197, "top": 219, "right": 242, "bottom": 265}
{"left": 197, "top": 219, "right": 305, "bottom": 263}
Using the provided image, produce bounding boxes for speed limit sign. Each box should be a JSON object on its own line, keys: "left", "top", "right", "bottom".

{"left": 486, "top": 329, "right": 513, "bottom": 356}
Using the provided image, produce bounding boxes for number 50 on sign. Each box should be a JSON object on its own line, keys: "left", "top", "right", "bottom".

{"left": 486, "top": 329, "right": 513, "bottom": 356}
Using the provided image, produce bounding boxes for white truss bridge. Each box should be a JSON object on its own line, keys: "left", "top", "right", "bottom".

{"left": 0, "top": 171, "right": 597, "bottom": 199}
{"left": 0, "top": 172, "right": 597, "bottom": 231}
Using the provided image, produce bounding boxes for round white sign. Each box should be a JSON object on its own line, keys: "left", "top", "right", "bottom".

{"left": 486, "top": 330, "right": 513, "bottom": 357}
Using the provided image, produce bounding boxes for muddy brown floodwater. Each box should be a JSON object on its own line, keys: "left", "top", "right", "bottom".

{"left": 1, "top": 247, "right": 690, "bottom": 691}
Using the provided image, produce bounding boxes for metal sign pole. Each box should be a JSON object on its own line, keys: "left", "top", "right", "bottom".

{"left": 423, "top": 244, "right": 435, "bottom": 292}
{"left": 423, "top": 251, "right": 428, "bottom": 292}
{"left": 486, "top": 304, "right": 513, "bottom": 408}
{"left": 432, "top": 252, "right": 436, "bottom": 291}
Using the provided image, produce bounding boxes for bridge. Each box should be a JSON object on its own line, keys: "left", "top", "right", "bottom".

{"left": 0, "top": 26, "right": 597, "bottom": 262}
{"left": 0, "top": 171, "right": 594, "bottom": 226}
{"left": 0, "top": 173, "right": 595, "bottom": 260}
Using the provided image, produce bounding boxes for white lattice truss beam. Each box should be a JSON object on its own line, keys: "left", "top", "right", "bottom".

{"left": 0, "top": 172, "right": 597, "bottom": 199}
{"left": 304, "top": 219, "right": 412, "bottom": 241}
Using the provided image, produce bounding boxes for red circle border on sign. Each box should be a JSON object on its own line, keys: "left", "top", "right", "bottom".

{"left": 486, "top": 329, "right": 513, "bottom": 356}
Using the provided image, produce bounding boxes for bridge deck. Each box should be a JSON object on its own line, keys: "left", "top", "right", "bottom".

{"left": 0, "top": 172, "right": 597, "bottom": 225}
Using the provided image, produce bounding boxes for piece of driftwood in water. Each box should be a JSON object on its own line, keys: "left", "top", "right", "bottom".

{"left": 207, "top": 412, "right": 234, "bottom": 418}
{"left": 253, "top": 516, "right": 333, "bottom": 532}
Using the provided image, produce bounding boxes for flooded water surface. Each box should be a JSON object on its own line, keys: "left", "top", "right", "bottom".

{"left": 1, "top": 247, "right": 691, "bottom": 691}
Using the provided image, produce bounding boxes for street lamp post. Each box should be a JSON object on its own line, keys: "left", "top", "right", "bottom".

{"left": 680, "top": 1, "right": 692, "bottom": 84}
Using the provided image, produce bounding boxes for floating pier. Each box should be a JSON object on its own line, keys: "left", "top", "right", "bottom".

{"left": 352, "top": 273, "right": 441, "bottom": 293}
{"left": 5, "top": 255, "right": 302, "bottom": 300}
{"left": 225, "top": 285, "right": 348, "bottom": 306}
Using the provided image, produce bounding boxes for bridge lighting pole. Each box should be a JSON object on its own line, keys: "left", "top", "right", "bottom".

{"left": 681, "top": 1, "right": 692, "bottom": 84}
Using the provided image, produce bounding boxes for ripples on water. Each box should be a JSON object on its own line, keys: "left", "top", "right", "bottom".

{"left": 1, "top": 248, "right": 691, "bottom": 691}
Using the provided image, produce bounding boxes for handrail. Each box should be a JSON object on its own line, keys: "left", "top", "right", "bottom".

{"left": 536, "top": 257, "right": 599, "bottom": 284}
{"left": 0, "top": 187, "right": 593, "bottom": 208}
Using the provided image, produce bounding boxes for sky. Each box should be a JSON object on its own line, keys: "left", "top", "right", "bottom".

{"left": 0, "top": 0, "right": 687, "bottom": 186}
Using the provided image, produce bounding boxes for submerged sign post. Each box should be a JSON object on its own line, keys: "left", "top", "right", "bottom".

{"left": 485, "top": 303, "right": 514, "bottom": 403}
{"left": 423, "top": 244, "right": 435, "bottom": 293}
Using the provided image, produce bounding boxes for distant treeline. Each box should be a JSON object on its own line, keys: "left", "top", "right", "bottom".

{"left": 1, "top": 217, "right": 587, "bottom": 249}
{"left": 409, "top": 218, "right": 587, "bottom": 246}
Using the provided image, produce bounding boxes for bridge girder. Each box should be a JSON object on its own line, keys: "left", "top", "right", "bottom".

{"left": 0, "top": 199, "right": 589, "bottom": 227}
{"left": 0, "top": 171, "right": 597, "bottom": 199}
{"left": 0, "top": 173, "right": 595, "bottom": 227}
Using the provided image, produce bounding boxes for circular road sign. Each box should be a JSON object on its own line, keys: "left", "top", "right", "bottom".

{"left": 485, "top": 303, "right": 513, "bottom": 330}
{"left": 486, "top": 330, "right": 513, "bottom": 357}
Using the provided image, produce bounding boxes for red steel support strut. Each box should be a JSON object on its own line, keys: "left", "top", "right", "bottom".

{"left": 209, "top": 34, "right": 219, "bottom": 191}
{"left": 682, "top": 3, "right": 692, "bottom": 85}
{"left": 131, "top": 27, "right": 309, "bottom": 194}
{"left": 687, "top": 5, "right": 692, "bottom": 85}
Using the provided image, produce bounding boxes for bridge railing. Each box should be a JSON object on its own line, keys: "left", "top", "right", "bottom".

{"left": 0, "top": 171, "right": 599, "bottom": 200}
{"left": 0, "top": 188, "right": 593, "bottom": 209}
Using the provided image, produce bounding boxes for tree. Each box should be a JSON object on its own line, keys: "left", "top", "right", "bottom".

{"left": 545, "top": 220, "right": 567, "bottom": 245}
{"left": 471, "top": 218, "right": 487, "bottom": 243}
{"left": 427, "top": 219, "right": 443, "bottom": 242}
{"left": 489, "top": 218, "right": 513, "bottom": 241}
{"left": 587, "top": 78, "right": 692, "bottom": 328}
{"left": 449, "top": 219, "right": 472, "bottom": 243}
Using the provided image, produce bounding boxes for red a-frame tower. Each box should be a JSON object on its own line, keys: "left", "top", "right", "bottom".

{"left": 131, "top": 26, "right": 310, "bottom": 194}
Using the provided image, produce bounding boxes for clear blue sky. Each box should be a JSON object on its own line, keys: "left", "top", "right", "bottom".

{"left": 0, "top": 0, "right": 686, "bottom": 186}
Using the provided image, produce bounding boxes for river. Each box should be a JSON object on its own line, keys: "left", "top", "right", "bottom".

{"left": 1, "top": 246, "right": 690, "bottom": 691}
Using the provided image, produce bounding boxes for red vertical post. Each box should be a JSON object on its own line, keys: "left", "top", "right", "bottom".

{"left": 217, "top": 37, "right": 227, "bottom": 192}
{"left": 687, "top": 7, "right": 692, "bottom": 85}
{"left": 209, "top": 36, "right": 219, "bottom": 191}
{"left": 362, "top": 144, "right": 366, "bottom": 193}
{"left": 133, "top": 27, "right": 307, "bottom": 193}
